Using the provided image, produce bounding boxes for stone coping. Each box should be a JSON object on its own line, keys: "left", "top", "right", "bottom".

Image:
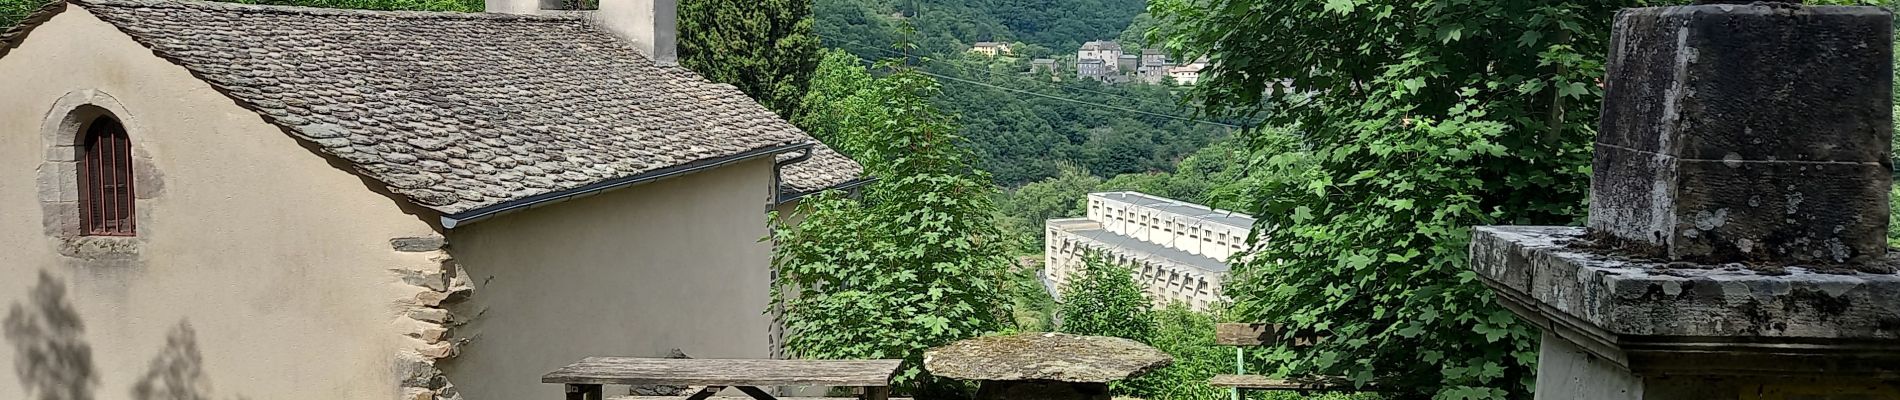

{"left": 1470, "top": 226, "right": 1900, "bottom": 340}
{"left": 923, "top": 333, "right": 1171, "bottom": 383}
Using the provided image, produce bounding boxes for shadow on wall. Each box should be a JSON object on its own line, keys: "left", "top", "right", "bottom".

{"left": 4, "top": 271, "right": 98, "bottom": 400}
{"left": 4, "top": 271, "right": 246, "bottom": 400}
{"left": 130, "top": 322, "right": 248, "bottom": 400}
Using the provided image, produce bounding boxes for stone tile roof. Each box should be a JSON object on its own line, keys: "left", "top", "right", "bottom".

{"left": 777, "top": 144, "right": 863, "bottom": 196}
{"left": 48, "top": 0, "right": 859, "bottom": 215}
{"left": 1080, "top": 40, "right": 1122, "bottom": 51}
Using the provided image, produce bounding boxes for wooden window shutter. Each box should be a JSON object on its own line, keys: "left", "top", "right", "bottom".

{"left": 80, "top": 117, "right": 135, "bottom": 236}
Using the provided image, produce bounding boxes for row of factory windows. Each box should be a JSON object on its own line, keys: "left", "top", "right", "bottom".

{"left": 1049, "top": 237, "right": 1215, "bottom": 295}
{"left": 1092, "top": 201, "right": 1243, "bottom": 249}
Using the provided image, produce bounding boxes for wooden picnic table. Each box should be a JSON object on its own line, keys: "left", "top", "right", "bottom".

{"left": 542, "top": 357, "right": 903, "bottom": 400}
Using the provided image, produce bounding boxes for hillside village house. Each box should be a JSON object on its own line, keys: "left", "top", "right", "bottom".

{"left": 0, "top": 0, "right": 862, "bottom": 399}
{"left": 968, "top": 41, "right": 1012, "bottom": 57}
{"left": 1030, "top": 58, "right": 1058, "bottom": 77}
{"left": 1168, "top": 56, "right": 1212, "bottom": 85}
{"left": 1077, "top": 40, "right": 1123, "bottom": 73}
{"left": 1167, "top": 63, "right": 1205, "bottom": 85}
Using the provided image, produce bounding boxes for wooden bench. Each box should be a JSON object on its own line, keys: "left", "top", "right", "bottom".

{"left": 1210, "top": 323, "right": 1387, "bottom": 394}
{"left": 543, "top": 357, "right": 903, "bottom": 400}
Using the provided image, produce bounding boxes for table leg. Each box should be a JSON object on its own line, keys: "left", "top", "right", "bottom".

{"left": 735, "top": 386, "right": 780, "bottom": 400}
{"left": 685, "top": 385, "right": 727, "bottom": 400}
{"left": 565, "top": 384, "right": 602, "bottom": 400}
{"left": 860, "top": 386, "right": 890, "bottom": 400}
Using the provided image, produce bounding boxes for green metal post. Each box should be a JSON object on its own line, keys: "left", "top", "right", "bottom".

{"left": 1231, "top": 347, "right": 1244, "bottom": 400}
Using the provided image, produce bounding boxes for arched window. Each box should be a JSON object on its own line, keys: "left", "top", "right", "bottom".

{"left": 80, "top": 116, "right": 134, "bottom": 236}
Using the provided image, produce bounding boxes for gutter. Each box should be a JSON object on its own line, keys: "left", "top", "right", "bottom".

{"left": 770, "top": 145, "right": 815, "bottom": 205}
{"left": 770, "top": 145, "right": 876, "bottom": 204}
{"left": 441, "top": 142, "right": 812, "bottom": 229}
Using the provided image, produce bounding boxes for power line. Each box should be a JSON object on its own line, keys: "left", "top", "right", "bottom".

{"left": 833, "top": 42, "right": 1240, "bottom": 129}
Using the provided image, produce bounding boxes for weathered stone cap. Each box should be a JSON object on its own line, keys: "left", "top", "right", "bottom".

{"left": 1470, "top": 226, "right": 1900, "bottom": 340}
{"left": 924, "top": 333, "right": 1172, "bottom": 383}
{"left": 16, "top": 0, "right": 863, "bottom": 215}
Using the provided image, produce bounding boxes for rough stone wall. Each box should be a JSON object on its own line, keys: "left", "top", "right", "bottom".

{"left": 391, "top": 235, "right": 474, "bottom": 400}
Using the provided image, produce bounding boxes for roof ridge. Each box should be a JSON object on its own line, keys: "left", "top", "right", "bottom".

{"left": 72, "top": 0, "right": 587, "bottom": 22}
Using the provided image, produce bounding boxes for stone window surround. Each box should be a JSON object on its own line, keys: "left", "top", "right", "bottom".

{"left": 39, "top": 89, "right": 159, "bottom": 262}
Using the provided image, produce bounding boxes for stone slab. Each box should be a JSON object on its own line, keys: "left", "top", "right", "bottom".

{"left": 1471, "top": 226, "right": 1900, "bottom": 376}
{"left": 923, "top": 333, "right": 1171, "bottom": 383}
{"left": 1470, "top": 226, "right": 1900, "bottom": 339}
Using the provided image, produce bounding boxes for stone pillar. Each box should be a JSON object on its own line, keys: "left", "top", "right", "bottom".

{"left": 1590, "top": 0, "right": 1893, "bottom": 264}
{"left": 1471, "top": 1, "right": 1900, "bottom": 399}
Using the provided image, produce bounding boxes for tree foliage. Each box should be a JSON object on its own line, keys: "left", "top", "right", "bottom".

{"left": 1054, "top": 258, "right": 1351, "bottom": 400}
{"left": 0, "top": 0, "right": 44, "bottom": 27}
{"left": 1150, "top": 0, "right": 1656, "bottom": 398}
{"left": 897, "top": 55, "right": 1237, "bottom": 185}
{"left": 1056, "top": 253, "right": 1154, "bottom": 341}
{"left": 1120, "top": 304, "right": 1229, "bottom": 400}
{"left": 993, "top": 138, "right": 1255, "bottom": 255}
{"left": 815, "top": 0, "right": 1238, "bottom": 186}
{"left": 771, "top": 53, "right": 1012, "bottom": 395}
{"left": 678, "top": 0, "right": 820, "bottom": 118}
{"left": 814, "top": 0, "right": 1146, "bottom": 56}
{"left": 796, "top": 49, "right": 878, "bottom": 158}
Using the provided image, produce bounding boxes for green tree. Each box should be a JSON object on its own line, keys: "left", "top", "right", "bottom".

{"left": 1, "top": 0, "right": 44, "bottom": 27}
{"left": 1123, "top": 304, "right": 1229, "bottom": 400}
{"left": 796, "top": 49, "right": 877, "bottom": 157}
{"left": 679, "top": 0, "right": 820, "bottom": 118}
{"left": 771, "top": 53, "right": 1011, "bottom": 395}
{"left": 1057, "top": 253, "right": 1153, "bottom": 342}
{"left": 1115, "top": 12, "right": 1163, "bottom": 48}
{"left": 994, "top": 164, "right": 1103, "bottom": 254}
{"left": 1004, "top": 261, "right": 1059, "bottom": 332}
{"left": 1150, "top": 0, "right": 1655, "bottom": 398}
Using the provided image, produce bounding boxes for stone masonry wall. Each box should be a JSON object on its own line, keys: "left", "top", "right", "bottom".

{"left": 390, "top": 234, "right": 474, "bottom": 400}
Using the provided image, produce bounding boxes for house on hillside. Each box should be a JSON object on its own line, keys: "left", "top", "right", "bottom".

{"left": 1116, "top": 54, "right": 1138, "bottom": 74}
{"left": 1077, "top": 58, "right": 1109, "bottom": 81}
{"left": 1138, "top": 48, "right": 1167, "bottom": 67}
{"left": 1168, "top": 63, "right": 1205, "bottom": 85}
{"left": 0, "top": 0, "right": 862, "bottom": 399}
{"left": 969, "top": 41, "right": 1012, "bottom": 57}
{"left": 1030, "top": 58, "right": 1058, "bottom": 77}
{"left": 1077, "top": 40, "right": 1123, "bottom": 72}
{"left": 1136, "top": 49, "right": 1169, "bottom": 84}
{"left": 1167, "top": 56, "right": 1210, "bottom": 85}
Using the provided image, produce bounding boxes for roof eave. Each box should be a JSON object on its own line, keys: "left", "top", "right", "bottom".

{"left": 440, "top": 142, "right": 812, "bottom": 229}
